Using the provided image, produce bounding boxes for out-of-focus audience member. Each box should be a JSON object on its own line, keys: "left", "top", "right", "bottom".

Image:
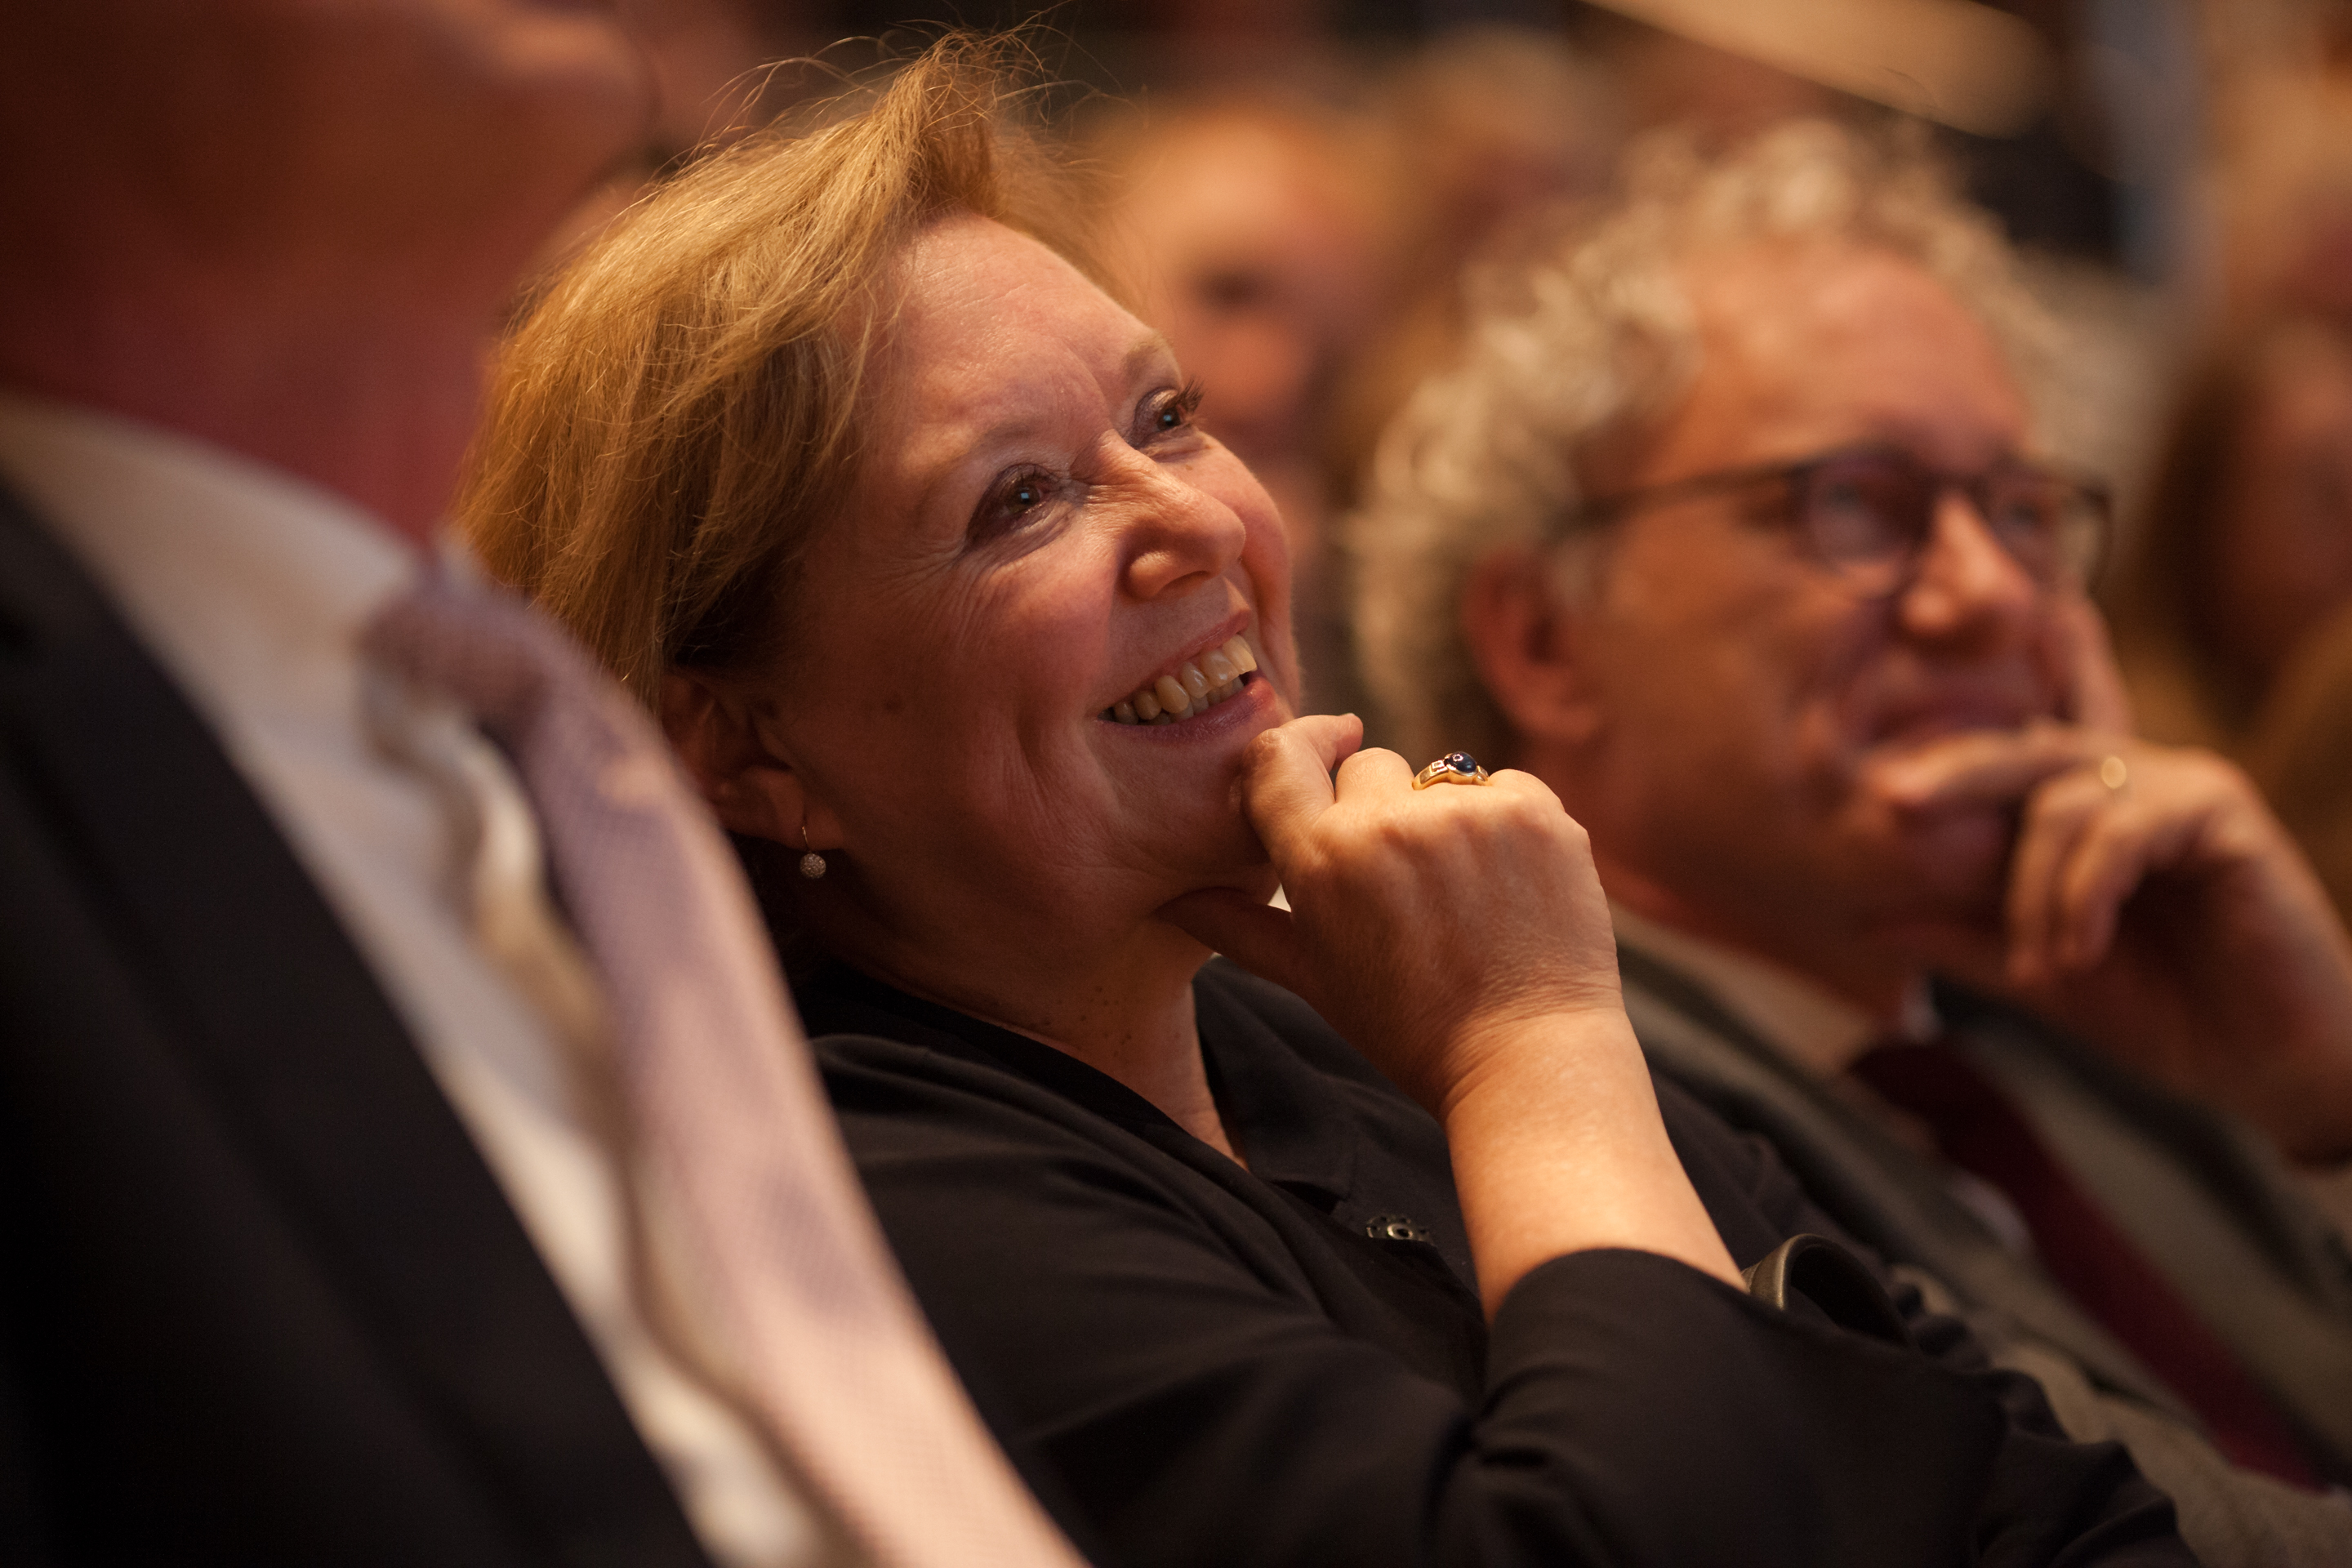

{"left": 461, "top": 40, "right": 2196, "bottom": 1566}
{"left": 0, "top": 7, "right": 1083, "bottom": 1566}
{"left": 1094, "top": 93, "right": 1392, "bottom": 563}
{"left": 2113, "top": 315, "right": 2352, "bottom": 754}
{"left": 1355, "top": 120, "right": 2352, "bottom": 1564}
{"left": 2200, "top": 0, "right": 2352, "bottom": 332}
{"left": 1324, "top": 28, "right": 1616, "bottom": 518}
{"left": 2111, "top": 314, "right": 2352, "bottom": 1242}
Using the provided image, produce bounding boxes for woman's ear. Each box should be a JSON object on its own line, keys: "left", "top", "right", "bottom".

{"left": 660, "top": 669, "right": 805, "bottom": 847}
{"left": 1460, "top": 546, "right": 1605, "bottom": 751}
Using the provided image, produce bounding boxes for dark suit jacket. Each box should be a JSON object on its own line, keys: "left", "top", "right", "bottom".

{"left": 1620, "top": 942, "right": 2352, "bottom": 1566}
{"left": 0, "top": 487, "right": 714, "bottom": 1566}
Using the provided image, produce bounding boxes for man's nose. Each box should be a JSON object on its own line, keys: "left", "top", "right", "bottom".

{"left": 1117, "top": 451, "right": 1250, "bottom": 601}
{"left": 1895, "top": 488, "right": 2042, "bottom": 643}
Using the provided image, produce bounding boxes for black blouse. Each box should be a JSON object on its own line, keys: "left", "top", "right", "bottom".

{"left": 803, "top": 959, "right": 2189, "bottom": 1568}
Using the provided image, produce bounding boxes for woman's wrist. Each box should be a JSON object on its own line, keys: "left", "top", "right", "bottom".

{"left": 1438, "top": 1005, "right": 1741, "bottom": 1312}
{"left": 1430, "top": 994, "right": 1634, "bottom": 1125}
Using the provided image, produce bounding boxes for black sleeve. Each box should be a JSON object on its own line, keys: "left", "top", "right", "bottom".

{"left": 1655, "top": 1084, "right": 2192, "bottom": 1568}
{"left": 824, "top": 1032, "right": 2096, "bottom": 1568}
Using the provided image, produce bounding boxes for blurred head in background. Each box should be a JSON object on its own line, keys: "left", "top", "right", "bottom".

{"left": 1352, "top": 122, "right": 2101, "bottom": 982}
{"left": 2116, "top": 316, "right": 2352, "bottom": 746}
{"left": 1094, "top": 92, "right": 1393, "bottom": 552}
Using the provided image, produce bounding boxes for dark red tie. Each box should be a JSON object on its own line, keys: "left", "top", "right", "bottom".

{"left": 1851, "top": 1038, "right": 2319, "bottom": 1488}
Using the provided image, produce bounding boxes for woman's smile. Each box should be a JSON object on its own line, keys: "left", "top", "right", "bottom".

{"left": 1101, "top": 630, "right": 1263, "bottom": 724}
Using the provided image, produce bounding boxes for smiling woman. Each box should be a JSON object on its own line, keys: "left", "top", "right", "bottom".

{"left": 458, "top": 33, "right": 2190, "bottom": 1568}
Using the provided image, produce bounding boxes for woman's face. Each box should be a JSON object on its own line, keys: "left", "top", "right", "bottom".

{"left": 773, "top": 214, "right": 1300, "bottom": 971}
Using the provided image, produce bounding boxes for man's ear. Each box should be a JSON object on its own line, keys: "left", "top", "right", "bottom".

{"left": 660, "top": 669, "right": 807, "bottom": 848}
{"left": 1460, "top": 546, "right": 1605, "bottom": 750}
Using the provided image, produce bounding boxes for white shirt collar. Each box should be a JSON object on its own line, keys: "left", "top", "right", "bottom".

{"left": 0, "top": 390, "right": 419, "bottom": 747}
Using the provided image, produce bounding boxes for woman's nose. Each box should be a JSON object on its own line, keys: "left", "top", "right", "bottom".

{"left": 1118, "top": 454, "right": 1250, "bottom": 601}
{"left": 1896, "top": 488, "right": 2042, "bottom": 645}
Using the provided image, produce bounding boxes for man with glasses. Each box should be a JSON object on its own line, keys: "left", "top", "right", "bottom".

{"left": 1355, "top": 122, "right": 2352, "bottom": 1563}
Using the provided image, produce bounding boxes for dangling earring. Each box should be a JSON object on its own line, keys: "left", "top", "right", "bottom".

{"left": 798, "top": 818, "right": 827, "bottom": 880}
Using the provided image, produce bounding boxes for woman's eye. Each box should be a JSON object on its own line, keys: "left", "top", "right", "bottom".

{"left": 1145, "top": 381, "right": 1205, "bottom": 439}
{"left": 972, "top": 467, "right": 1056, "bottom": 541}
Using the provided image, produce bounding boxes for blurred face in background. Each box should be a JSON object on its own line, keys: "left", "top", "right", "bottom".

{"left": 2210, "top": 326, "right": 2352, "bottom": 693}
{"left": 1552, "top": 242, "right": 2079, "bottom": 939}
{"left": 1106, "top": 107, "right": 1388, "bottom": 558}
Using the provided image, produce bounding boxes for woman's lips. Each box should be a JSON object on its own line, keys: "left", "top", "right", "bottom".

{"left": 1098, "top": 665, "right": 1281, "bottom": 744}
{"left": 1102, "top": 634, "right": 1260, "bottom": 725}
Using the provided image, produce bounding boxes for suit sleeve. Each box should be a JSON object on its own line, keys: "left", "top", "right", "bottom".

{"left": 1655, "top": 1080, "right": 2194, "bottom": 1568}
{"left": 823, "top": 1033, "right": 2091, "bottom": 1568}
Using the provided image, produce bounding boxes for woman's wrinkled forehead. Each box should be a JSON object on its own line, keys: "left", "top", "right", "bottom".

{"left": 867, "top": 216, "right": 1180, "bottom": 476}
{"left": 886, "top": 212, "right": 1162, "bottom": 367}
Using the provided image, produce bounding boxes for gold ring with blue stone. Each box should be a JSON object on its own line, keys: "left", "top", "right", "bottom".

{"left": 1412, "top": 751, "right": 1492, "bottom": 790}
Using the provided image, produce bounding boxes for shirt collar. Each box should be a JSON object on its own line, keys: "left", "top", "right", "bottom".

{"left": 0, "top": 390, "right": 421, "bottom": 750}
{"left": 1609, "top": 902, "right": 1939, "bottom": 1072}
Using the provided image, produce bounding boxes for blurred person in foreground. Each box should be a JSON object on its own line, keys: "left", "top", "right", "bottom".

{"left": 1355, "top": 121, "right": 2352, "bottom": 1564}
{"left": 0, "top": 7, "right": 1085, "bottom": 1566}
{"left": 464, "top": 36, "right": 2194, "bottom": 1568}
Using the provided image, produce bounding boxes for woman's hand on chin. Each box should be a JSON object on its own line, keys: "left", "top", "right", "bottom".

{"left": 1160, "top": 715, "right": 1620, "bottom": 1107}
{"left": 1160, "top": 715, "right": 1740, "bottom": 1307}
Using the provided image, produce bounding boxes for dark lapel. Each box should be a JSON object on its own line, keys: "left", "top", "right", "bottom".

{"left": 1615, "top": 941, "right": 2197, "bottom": 1417}
{"left": 0, "top": 483, "right": 711, "bottom": 1568}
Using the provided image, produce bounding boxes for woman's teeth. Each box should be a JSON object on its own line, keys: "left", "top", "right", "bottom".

{"left": 1107, "top": 635, "right": 1258, "bottom": 724}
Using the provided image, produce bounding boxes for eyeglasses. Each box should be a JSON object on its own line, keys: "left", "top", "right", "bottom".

{"left": 1569, "top": 444, "right": 2114, "bottom": 595}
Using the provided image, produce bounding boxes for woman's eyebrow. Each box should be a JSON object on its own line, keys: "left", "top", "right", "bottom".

{"left": 908, "top": 333, "right": 1184, "bottom": 518}
{"left": 1125, "top": 331, "right": 1178, "bottom": 383}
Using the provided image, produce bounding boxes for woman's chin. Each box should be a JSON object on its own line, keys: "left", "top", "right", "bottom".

{"left": 1150, "top": 812, "right": 1277, "bottom": 891}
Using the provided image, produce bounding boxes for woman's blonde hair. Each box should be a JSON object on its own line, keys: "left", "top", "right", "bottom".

{"left": 458, "top": 32, "right": 1103, "bottom": 699}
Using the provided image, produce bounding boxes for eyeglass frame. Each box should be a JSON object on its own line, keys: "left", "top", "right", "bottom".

{"left": 1557, "top": 443, "right": 2116, "bottom": 595}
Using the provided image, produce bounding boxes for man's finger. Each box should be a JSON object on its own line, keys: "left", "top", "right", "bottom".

{"left": 1234, "top": 714, "right": 1364, "bottom": 862}
{"left": 2051, "top": 806, "right": 2154, "bottom": 972}
{"left": 1156, "top": 888, "right": 1311, "bottom": 1000}
{"left": 2007, "top": 774, "right": 2104, "bottom": 983}
{"left": 2051, "top": 593, "right": 2136, "bottom": 733}
{"left": 1872, "top": 724, "right": 2106, "bottom": 809}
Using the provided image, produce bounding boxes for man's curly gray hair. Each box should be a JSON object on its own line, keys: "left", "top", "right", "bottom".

{"left": 1349, "top": 118, "right": 2067, "bottom": 768}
